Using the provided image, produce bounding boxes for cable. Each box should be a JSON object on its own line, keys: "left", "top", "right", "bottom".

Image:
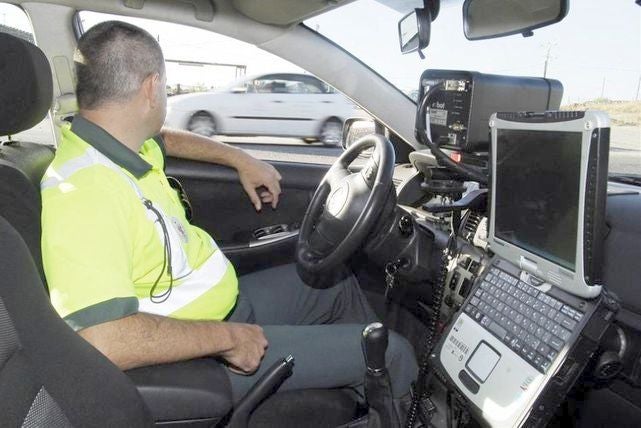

{"left": 143, "top": 198, "right": 174, "bottom": 303}
{"left": 405, "top": 233, "right": 455, "bottom": 427}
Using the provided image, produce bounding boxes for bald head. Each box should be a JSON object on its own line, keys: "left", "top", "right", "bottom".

{"left": 75, "top": 21, "right": 165, "bottom": 110}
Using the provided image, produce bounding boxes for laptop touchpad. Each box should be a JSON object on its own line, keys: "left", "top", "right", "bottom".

{"left": 466, "top": 341, "right": 501, "bottom": 383}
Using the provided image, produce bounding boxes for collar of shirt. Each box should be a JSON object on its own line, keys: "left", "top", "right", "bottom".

{"left": 71, "top": 115, "right": 153, "bottom": 178}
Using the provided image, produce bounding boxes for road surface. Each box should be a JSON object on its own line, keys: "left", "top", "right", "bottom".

{"left": 7, "top": 121, "right": 640, "bottom": 173}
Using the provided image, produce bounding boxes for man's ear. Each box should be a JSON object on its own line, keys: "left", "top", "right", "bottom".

{"left": 141, "top": 73, "right": 160, "bottom": 108}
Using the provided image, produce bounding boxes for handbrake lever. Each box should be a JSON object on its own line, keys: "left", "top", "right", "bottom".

{"left": 227, "top": 355, "right": 295, "bottom": 428}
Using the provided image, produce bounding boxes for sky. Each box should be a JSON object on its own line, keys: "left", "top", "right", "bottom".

{"left": 307, "top": 0, "right": 641, "bottom": 103}
{"left": 1, "top": 0, "right": 640, "bottom": 103}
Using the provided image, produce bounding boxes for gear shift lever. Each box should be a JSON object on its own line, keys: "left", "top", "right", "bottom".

{"left": 362, "top": 322, "right": 388, "bottom": 373}
{"left": 362, "top": 322, "right": 400, "bottom": 427}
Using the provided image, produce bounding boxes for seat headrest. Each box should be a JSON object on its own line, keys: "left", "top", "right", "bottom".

{"left": 0, "top": 32, "right": 53, "bottom": 136}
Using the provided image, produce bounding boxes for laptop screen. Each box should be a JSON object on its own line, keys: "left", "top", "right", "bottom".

{"left": 494, "top": 129, "right": 582, "bottom": 272}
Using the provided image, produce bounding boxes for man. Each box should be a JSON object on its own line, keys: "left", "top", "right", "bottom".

{"left": 41, "top": 20, "right": 417, "bottom": 405}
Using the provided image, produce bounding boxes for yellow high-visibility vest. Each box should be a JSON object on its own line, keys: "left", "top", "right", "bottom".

{"left": 41, "top": 116, "right": 238, "bottom": 331}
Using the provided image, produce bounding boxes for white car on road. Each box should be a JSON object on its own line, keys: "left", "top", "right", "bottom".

{"left": 164, "top": 73, "right": 369, "bottom": 146}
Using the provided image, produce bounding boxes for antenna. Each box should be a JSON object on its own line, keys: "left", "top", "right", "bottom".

{"left": 542, "top": 42, "right": 556, "bottom": 78}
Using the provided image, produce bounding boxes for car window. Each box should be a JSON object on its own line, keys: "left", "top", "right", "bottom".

{"left": 250, "top": 76, "right": 330, "bottom": 94}
{"left": 78, "top": 11, "right": 370, "bottom": 163}
{"left": 0, "top": 3, "right": 56, "bottom": 146}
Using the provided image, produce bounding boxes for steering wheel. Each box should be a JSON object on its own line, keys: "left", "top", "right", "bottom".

{"left": 296, "top": 134, "right": 395, "bottom": 277}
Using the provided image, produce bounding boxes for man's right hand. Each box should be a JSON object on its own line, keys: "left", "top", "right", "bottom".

{"left": 221, "top": 322, "right": 269, "bottom": 375}
{"left": 76, "top": 313, "right": 269, "bottom": 373}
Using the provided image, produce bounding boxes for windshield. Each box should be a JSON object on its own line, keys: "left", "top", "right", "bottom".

{"left": 306, "top": 0, "right": 641, "bottom": 176}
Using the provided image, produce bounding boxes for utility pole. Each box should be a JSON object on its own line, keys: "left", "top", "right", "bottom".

{"left": 542, "top": 43, "right": 555, "bottom": 78}
{"left": 636, "top": 73, "right": 641, "bottom": 101}
{"left": 600, "top": 77, "right": 606, "bottom": 99}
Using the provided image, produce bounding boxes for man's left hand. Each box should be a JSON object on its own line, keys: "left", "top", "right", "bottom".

{"left": 237, "top": 155, "right": 282, "bottom": 211}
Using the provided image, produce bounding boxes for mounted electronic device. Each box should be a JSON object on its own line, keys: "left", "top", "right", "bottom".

{"left": 431, "top": 110, "right": 618, "bottom": 428}
{"left": 414, "top": 69, "right": 563, "bottom": 184}
{"left": 418, "top": 70, "right": 563, "bottom": 154}
{"left": 408, "top": 69, "right": 563, "bottom": 241}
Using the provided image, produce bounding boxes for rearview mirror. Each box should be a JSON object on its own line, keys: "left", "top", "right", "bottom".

{"left": 463, "top": 0, "right": 568, "bottom": 40}
{"left": 398, "top": 8, "right": 432, "bottom": 54}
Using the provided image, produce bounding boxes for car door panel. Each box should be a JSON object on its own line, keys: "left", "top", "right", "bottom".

{"left": 224, "top": 93, "right": 265, "bottom": 135}
{"left": 165, "top": 157, "right": 329, "bottom": 274}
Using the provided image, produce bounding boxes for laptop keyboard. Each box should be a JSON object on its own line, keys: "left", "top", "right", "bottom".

{"left": 463, "top": 266, "right": 584, "bottom": 374}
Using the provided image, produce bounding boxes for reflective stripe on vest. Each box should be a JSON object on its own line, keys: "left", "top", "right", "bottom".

{"left": 41, "top": 146, "right": 230, "bottom": 316}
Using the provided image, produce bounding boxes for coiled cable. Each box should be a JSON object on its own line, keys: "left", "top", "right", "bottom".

{"left": 405, "top": 233, "right": 455, "bottom": 427}
{"left": 143, "top": 198, "right": 174, "bottom": 303}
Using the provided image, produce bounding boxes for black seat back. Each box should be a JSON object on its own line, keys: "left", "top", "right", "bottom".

{"left": 0, "top": 215, "right": 153, "bottom": 426}
{"left": 0, "top": 142, "right": 54, "bottom": 278}
{"left": 0, "top": 32, "right": 56, "bottom": 278}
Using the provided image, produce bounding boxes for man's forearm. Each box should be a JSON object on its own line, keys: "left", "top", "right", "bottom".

{"left": 79, "top": 312, "right": 266, "bottom": 372}
{"left": 159, "top": 127, "right": 282, "bottom": 210}
{"left": 160, "top": 127, "right": 247, "bottom": 169}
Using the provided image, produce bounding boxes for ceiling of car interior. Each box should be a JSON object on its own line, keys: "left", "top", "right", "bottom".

{"left": 231, "top": 0, "right": 456, "bottom": 26}
{"left": 231, "top": 0, "right": 354, "bottom": 25}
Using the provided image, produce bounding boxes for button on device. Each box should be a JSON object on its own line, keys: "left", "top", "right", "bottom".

{"left": 561, "top": 305, "right": 575, "bottom": 317}
{"left": 488, "top": 322, "right": 507, "bottom": 340}
{"left": 523, "top": 347, "right": 537, "bottom": 363}
{"left": 450, "top": 272, "right": 460, "bottom": 290}
{"left": 538, "top": 357, "right": 552, "bottom": 373}
{"left": 537, "top": 343, "right": 551, "bottom": 356}
{"left": 549, "top": 337, "right": 564, "bottom": 351}
{"left": 458, "top": 370, "right": 480, "bottom": 394}
{"left": 459, "top": 278, "right": 473, "bottom": 298}
{"left": 549, "top": 297, "right": 563, "bottom": 310}
{"left": 561, "top": 316, "right": 577, "bottom": 330}
{"left": 558, "top": 328, "right": 571, "bottom": 341}
{"left": 534, "top": 355, "right": 544, "bottom": 368}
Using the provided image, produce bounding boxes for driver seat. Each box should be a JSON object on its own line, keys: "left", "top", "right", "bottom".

{"left": 0, "top": 216, "right": 153, "bottom": 425}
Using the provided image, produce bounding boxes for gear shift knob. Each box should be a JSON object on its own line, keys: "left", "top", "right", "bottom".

{"left": 362, "top": 322, "right": 389, "bottom": 373}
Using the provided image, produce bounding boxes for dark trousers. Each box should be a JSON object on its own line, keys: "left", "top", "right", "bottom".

{"left": 226, "top": 263, "right": 418, "bottom": 403}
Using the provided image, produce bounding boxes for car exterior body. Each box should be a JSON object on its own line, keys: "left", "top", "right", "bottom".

{"left": 164, "top": 72, "right": 370, "bottom": 146}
